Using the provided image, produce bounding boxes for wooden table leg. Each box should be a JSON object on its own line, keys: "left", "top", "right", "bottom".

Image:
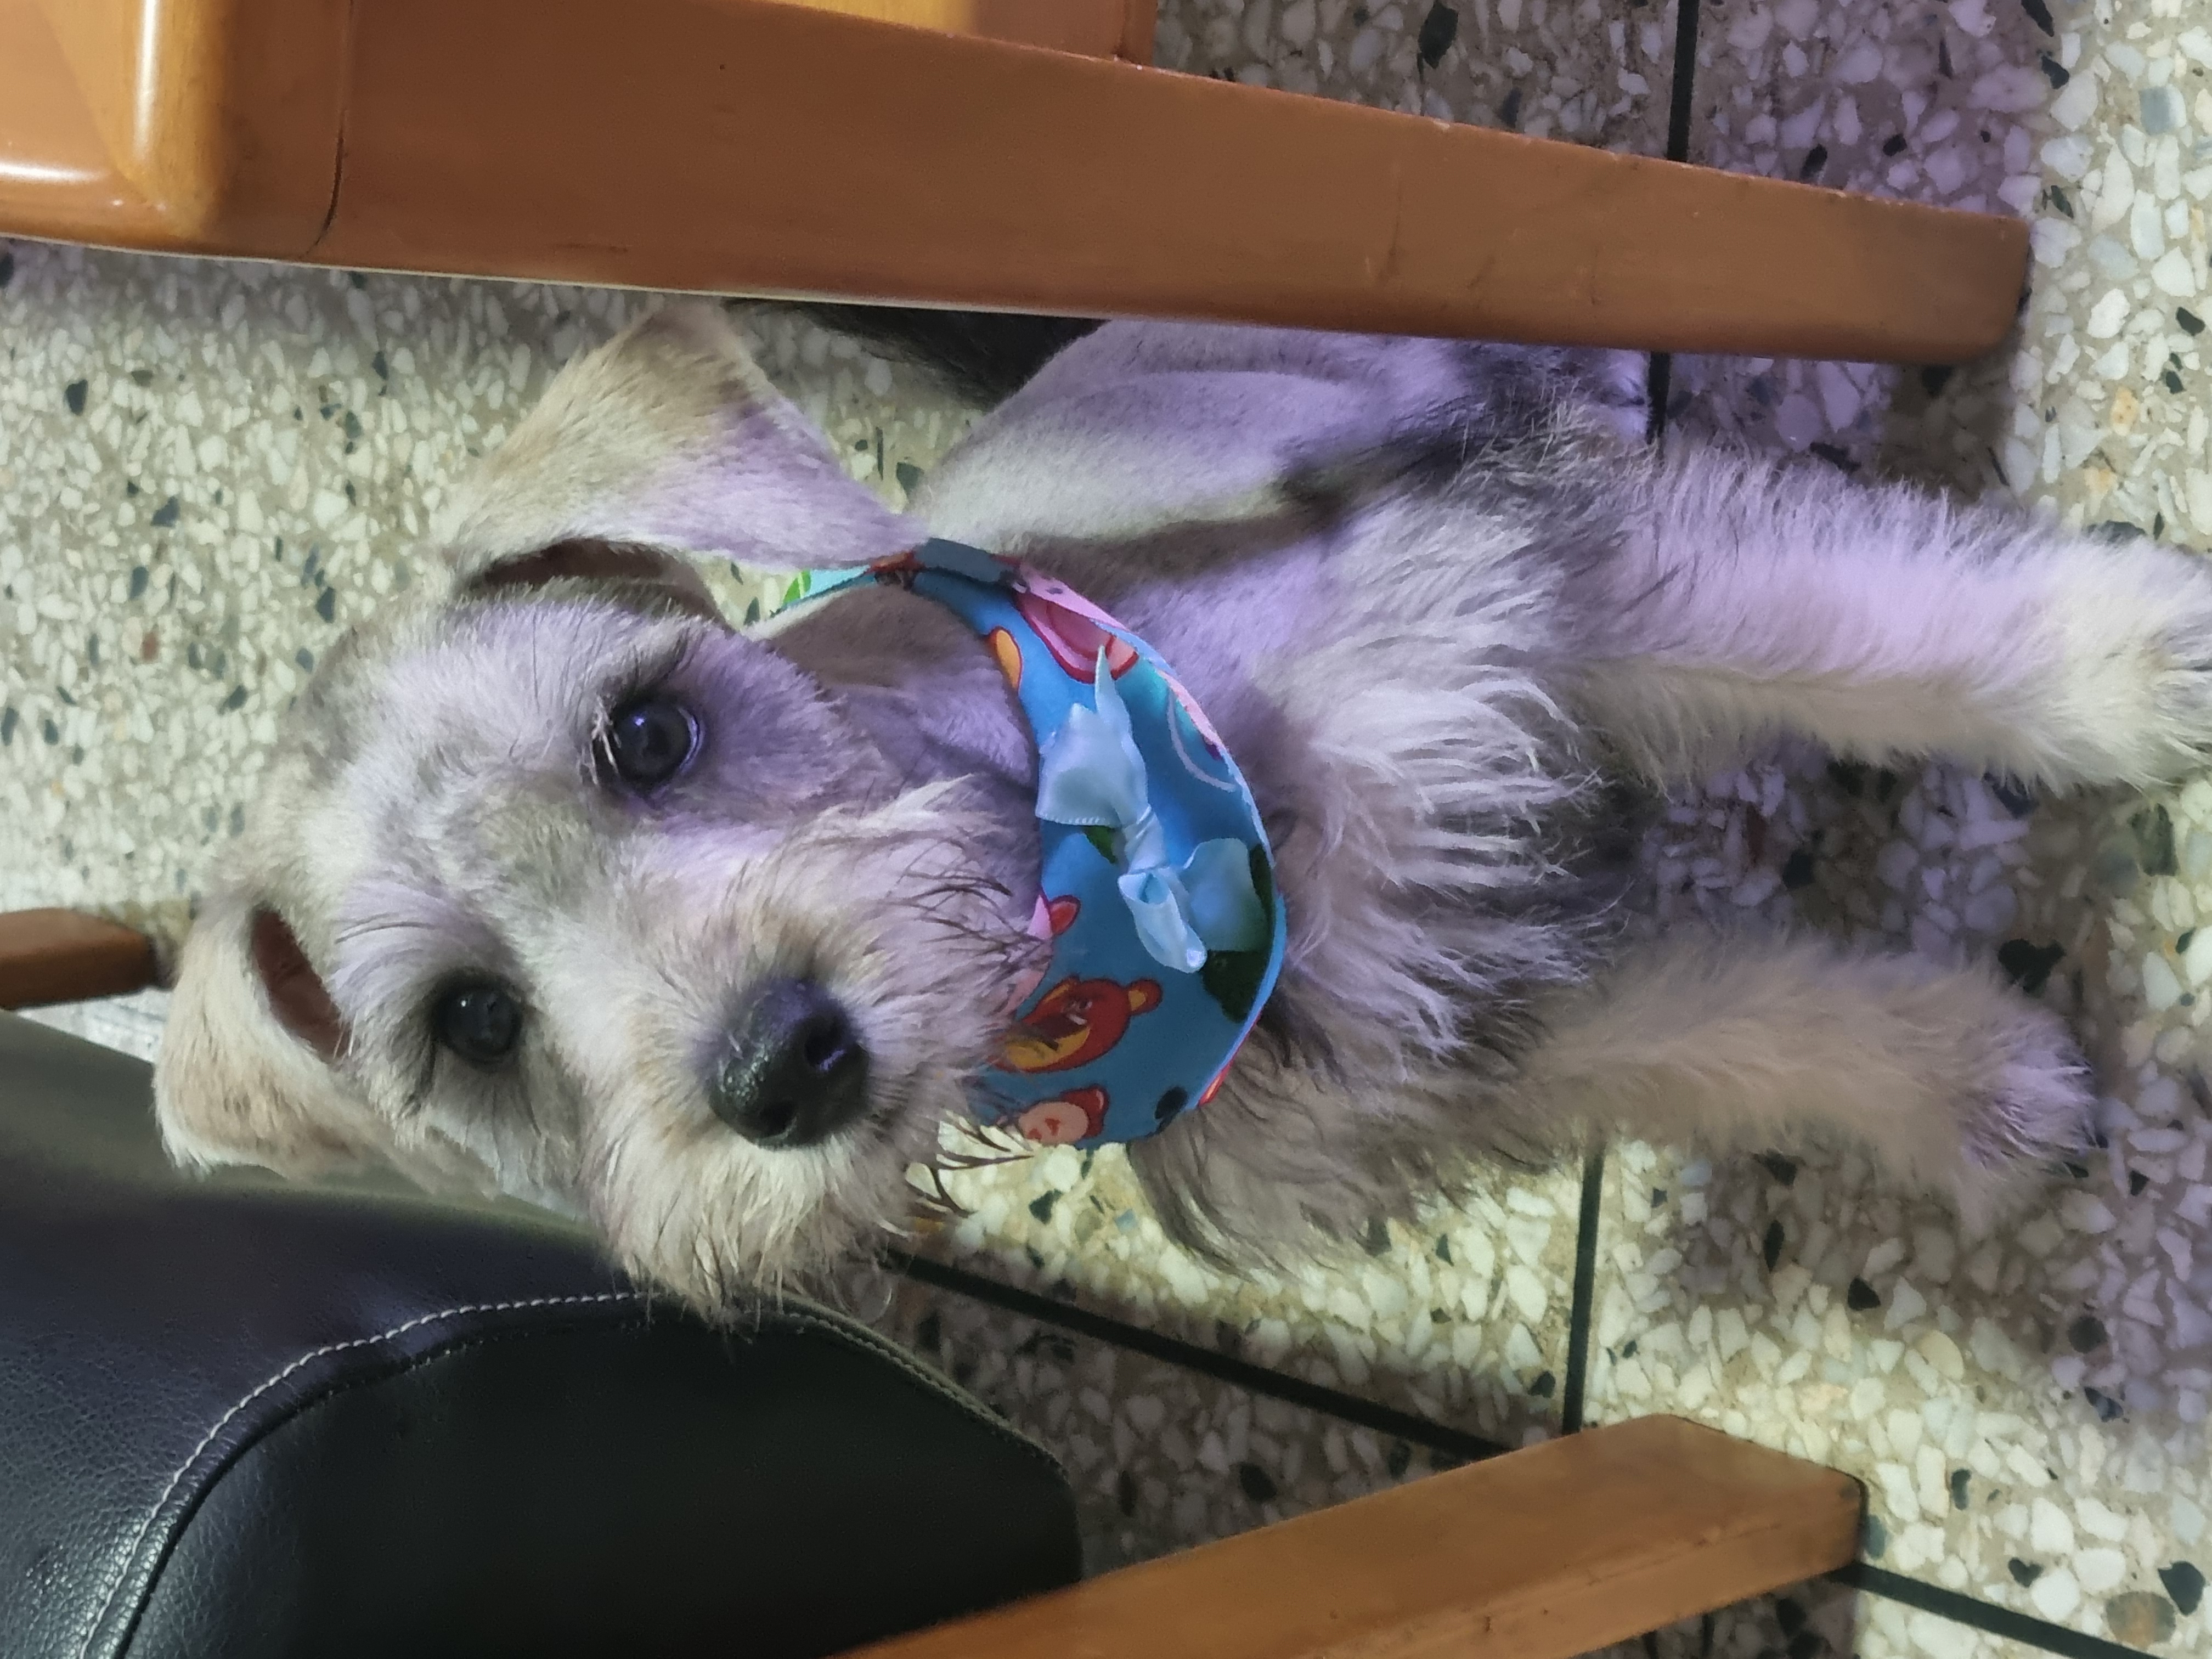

{"left": 0, "top": 910, "right": 159, "bottom": 1010}
{"left": 847, "top": 1414, "right": 1863, "bottom": 1659}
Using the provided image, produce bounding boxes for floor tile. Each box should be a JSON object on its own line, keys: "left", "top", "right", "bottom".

{"left": 871, "top": 1273, "right": 1432, "bottom": 1573}
{"left": 1587, "top": 746, "right": 2212, "bottom": 1646}
{"left": 1665, "top": 0, "right": 2210, "bottom": 544}
{"left": 1155, "top": 0, "right": 1680, "bottom": 153}
{"left": 917, "top": 1147, "right": 1581, "bottom": 1449}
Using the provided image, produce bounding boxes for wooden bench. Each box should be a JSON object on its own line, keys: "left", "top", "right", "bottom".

{"left": 0, "top": 0, "right": 2025, "bottom": 362}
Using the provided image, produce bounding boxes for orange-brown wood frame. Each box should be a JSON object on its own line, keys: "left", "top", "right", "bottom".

{"left": 0, "top": 0, "right": 2026, "bottom": 362}
{"left": 847, "top": 1414, "right": 1864, "bottom": 1659}
{"left": 0, "top": 910, "right": 159, "bottom": 1009}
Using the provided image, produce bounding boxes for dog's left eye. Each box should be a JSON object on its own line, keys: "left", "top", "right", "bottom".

{"left": 599, "top": 696, "right": 699, "bottom": 791}
{"left": 433, "top": 981, "right": 523, "bottom": 1066}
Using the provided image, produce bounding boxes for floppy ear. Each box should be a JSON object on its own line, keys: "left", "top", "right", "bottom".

{"left": 435, "top": 301, "right": 921, "bottom": 591}
{"left": 154, "top": 881, "right": 385, "bottom": 1179}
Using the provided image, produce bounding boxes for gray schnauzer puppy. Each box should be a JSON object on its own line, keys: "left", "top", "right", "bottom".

{"left": 155, "top": 301, "right": 2210, "bottom": 1308}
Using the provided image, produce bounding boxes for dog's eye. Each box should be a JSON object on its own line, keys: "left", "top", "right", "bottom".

{"left": 599, "top": 697, "right": 699, "bottom": 791}
{"left": 433, "top": 981, "right": 523, "bottom": 1066}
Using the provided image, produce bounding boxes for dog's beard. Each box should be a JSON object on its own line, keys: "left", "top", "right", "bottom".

{"left": 555, "top": 786, "right": 1041, "bottom": 1307}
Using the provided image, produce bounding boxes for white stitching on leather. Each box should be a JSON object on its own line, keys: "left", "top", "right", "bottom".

{"left": 76, "top": 1290, "right": 638, "bottom": 1659}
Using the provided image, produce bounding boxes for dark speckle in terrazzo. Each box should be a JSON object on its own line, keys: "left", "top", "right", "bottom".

{"left": 2131, "top": 803, "right": 2177, "bottom": 876}
{"left": 2159, "top": 1560, "right": 2204, "bottom": 1616}
{"left": 63, "top": 380, "right": 86, "bottom": 414}
{"left": 1985, "top": 775, "right": 2036, "bottom": 817}
{"left": 315, "top": 588, "right": 336, "bottom": 623}
{"left": 1847, "top": 1278, "right": 1882, "bottom": 1312}
{"left": 2008, "top": 1556, "right": 2042, "bottom": 1586}
{"left": 2082, "top": 1385, "right": 2125, "bottom": 1423}
{"left": 1415, "top": 2, "right": 1456, "bottom": 70}
{"left": 1761, "top": 1220, "right": 1785, "bottom": 1269}
{"left": 2069, "top": 1313, "right": 2109, "bottom": 1353}
{"left": 1997, "top": 939, "right": 2065, "bottom": 995}
{"left": 148, "top": 496, "right": 178, "bottom": 529}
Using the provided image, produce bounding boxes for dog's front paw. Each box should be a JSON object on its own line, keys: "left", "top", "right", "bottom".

{"left": 1949, "top": 999, "right": 2097, "bottom": 1230}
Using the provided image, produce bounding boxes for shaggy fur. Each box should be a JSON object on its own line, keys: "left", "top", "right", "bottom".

{"left": 155, "top": 302, "right": 2205, "bottom": 1309}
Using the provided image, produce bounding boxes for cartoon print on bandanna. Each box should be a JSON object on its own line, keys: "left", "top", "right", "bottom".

{"left": 1001, "top": 974, "right": 1163, "bottom": 1074}
{"left": 1016, "top": 1086, "right": 1110, "bottom": 1147}
{"left": 1014, "top": 587, "right": 1139, "bottom": 681}
{"left": 788, "top": 540, "right": 1288, "bottom": 1148}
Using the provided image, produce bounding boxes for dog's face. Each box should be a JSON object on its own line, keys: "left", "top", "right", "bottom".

{"left": 155, "top": 305, "right": 1035, "bottom": 1304}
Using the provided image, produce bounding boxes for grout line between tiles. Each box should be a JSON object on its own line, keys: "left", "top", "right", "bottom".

{"left": 1831, "top": 1565, "right": 2158, "bottom": 1659}
{"left": 1559, "top": 1144, "right": 1606, "bottom": 1434}
{"left": 1663, "top": 0, "right": 1700, "bottom": 162}
{"left": 1645, "top": 0, "right": 1707, "bottom": 444}
{"left": 890, "top": 1250, "right": 1509, "bottom": 1463}
{"left": 1645, "top": 0, "right": 1701, "bottom": 447}
{"left": 1646, "top": 352, "right": 1674, "bottom": 444}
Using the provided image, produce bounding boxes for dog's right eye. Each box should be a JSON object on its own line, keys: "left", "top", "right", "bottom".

{"left": 433, "top": 982, "right": 523, "bottom": 1067}
{"left": 598, "top": 696, "right": 700, "bottom": 792}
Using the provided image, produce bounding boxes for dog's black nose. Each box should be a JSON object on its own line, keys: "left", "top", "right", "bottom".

{"left": 710, "top": 978, "right": 870, "bottom": 1148}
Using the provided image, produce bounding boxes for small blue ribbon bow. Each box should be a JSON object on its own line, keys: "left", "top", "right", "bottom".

{"left": 1035, "top": 653, "right": 1269, "bottom": 973}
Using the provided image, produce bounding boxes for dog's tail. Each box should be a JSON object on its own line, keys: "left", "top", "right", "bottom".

{"left": 744, "top": 301, "right": 1101, "bottom": 407}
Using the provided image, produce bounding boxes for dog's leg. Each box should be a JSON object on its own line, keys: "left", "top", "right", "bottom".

{"left": 1571, "top": 446, "right": 2212, "bottom": 789}
{"left": 1507, "top": 931, "right": 2093, "bottom": 1227}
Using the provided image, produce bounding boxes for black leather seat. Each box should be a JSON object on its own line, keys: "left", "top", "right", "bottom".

{"left": 0, "top": 1012, "right": 1081, "bottom": 1658}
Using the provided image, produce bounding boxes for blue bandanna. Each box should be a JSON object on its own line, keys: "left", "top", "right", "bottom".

{"left": 786, "top": 540, "right": 1287, "bottom": 1149}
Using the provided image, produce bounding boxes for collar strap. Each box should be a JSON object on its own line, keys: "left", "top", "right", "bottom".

{"left": 787, "top": 540, "right": 1286, "bottom": 1148}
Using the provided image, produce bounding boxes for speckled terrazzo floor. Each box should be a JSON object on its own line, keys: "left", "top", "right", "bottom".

{"left": 8, "top": 1, "right": 2212, "bottom": 1655}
